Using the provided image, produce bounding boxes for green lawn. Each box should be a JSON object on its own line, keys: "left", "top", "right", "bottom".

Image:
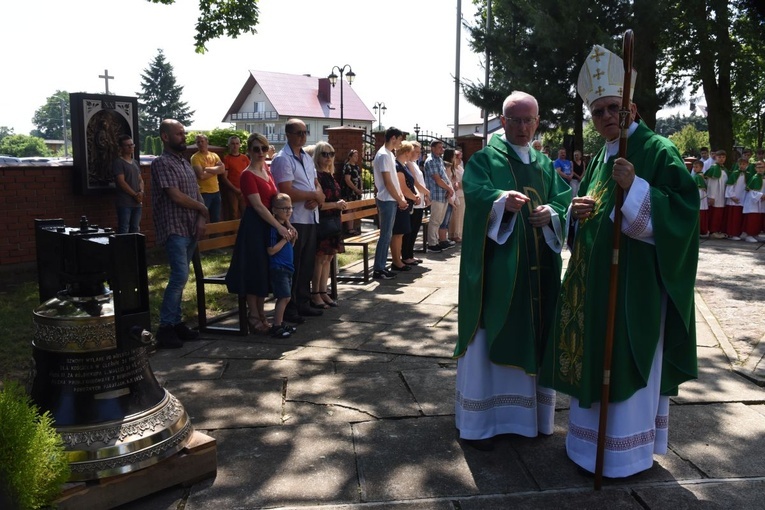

{"left": 0, "top": 247, "right": 368, "bottom": 385}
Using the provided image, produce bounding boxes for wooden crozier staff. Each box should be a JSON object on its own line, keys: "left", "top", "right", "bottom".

{"left": 594, "top": 28, "right": 634, "bottom": 491}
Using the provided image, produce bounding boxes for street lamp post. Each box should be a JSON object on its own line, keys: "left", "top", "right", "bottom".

{"left": 54, "top": 95, "right": 70, "bottom": 158}
{"left": 372, "top": 102, "right": 387, "bottom": 132}
{"left": 413, "top": 124, "right": 420, "bottom": 142}
{"left": 328, "top": 64, "right": 355, "bottom": 126}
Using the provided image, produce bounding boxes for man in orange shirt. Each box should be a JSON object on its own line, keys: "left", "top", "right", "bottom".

{"left": 221, "top": 135, "right": 249, "bottom": 220}
{"left": 191, "top": 134, "right": 225, "bottom": 223}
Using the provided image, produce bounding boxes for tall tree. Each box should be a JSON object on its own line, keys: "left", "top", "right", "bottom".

{"left": 147, "top": 0, "right": 260, "bottom": 54}
{"left": 0, "top": 126, "right": 14, "bottom": 142}
{"left": 731, "top": 5, "right": 765, "bottom": 149}
{"left": 665, "top": 0, "right": 737, "bottom": 159}
{"left": 462, "top": 0, "right": 681, "bottom": 153}
{"left": 30, "top": 91, "right": 70, "bottom": 140}
{"left": 137, "top": 49, "right": 194, "bottom": 140}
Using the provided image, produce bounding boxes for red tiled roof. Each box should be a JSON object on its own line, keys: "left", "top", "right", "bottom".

{"left": 223, "top": 70, "right": 375, "bottom": 123}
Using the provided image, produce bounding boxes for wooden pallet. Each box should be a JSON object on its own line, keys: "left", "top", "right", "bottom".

{"left": 54, "top": 430, "right": 217, "bottom": 510}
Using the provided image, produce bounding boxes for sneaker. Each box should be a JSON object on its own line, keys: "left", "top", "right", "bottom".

{"left": 156, "top": 325, "right": 183, "bottom": 349}
{"left": 439, "top": 240, "right": 456, "bottom": 249}
{"left": 174, "top": 322, "right": 199, "bottom": 341}
{"left": 427, "top": 244, "right": 443, "bottom": 253}
{"left": 729, "top": 236, "right": 741, "bottom": 241}
{"left": 711, "top": 232, "right": 726, "bottom": 239}
{"left": 758, "top": 234, "right": 765, "bottom": 241}
{"left": 269, "top": 324, "right": 292, "bottom": 338}
{"left": 744, "top": 235, "right": 759, "bottom": 243}
{"left": 699, "top": 233, "right": 710, "bottom": 239}
{"left": 373, "top": 269, "right": 396, "bottom": 280}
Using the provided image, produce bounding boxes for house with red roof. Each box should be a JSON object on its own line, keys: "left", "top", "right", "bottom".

{"left": 222, "top": 70, "right": 375, "bottom": 148}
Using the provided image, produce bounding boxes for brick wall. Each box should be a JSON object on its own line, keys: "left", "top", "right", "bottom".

{"left": 0, "top": 164, "right": 156, "bottom": 266}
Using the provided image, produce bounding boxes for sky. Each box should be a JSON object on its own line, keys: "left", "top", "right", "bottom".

{"left": 0, "top": 0, "right": 487, "bottom": 139}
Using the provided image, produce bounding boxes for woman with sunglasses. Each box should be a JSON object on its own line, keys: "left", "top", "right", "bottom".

{"left": 226, "top": 133, "right": 296, "bottom": 333}
{"left": 310, "top": 141, "right": 346, "bottom": 309}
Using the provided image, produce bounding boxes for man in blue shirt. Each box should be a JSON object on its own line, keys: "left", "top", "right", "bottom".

{"left": 553, "top": 147, "right": 573, "bottom": 185}
{"left": 271, "top": 118, "right": 326, "bottom": 322}
{"left": 422, "top": 140, "right": 454, "bottom": 252}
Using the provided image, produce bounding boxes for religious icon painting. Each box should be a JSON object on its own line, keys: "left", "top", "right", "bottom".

{"left": 70, "top": 93, "right": 139, "bottom": 195}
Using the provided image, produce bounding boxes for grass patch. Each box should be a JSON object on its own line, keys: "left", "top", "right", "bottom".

{"left": 1, "top": 247, "right": 366, "bottom": 384}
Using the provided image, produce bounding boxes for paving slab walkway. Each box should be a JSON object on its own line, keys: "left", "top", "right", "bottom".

{"left": 119, "top": 239, "right": 765, "bottom": 510}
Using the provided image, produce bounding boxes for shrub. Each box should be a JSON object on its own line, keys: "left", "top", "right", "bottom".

{"left": 0, "top": 381, "right": 70, "bottom": 509}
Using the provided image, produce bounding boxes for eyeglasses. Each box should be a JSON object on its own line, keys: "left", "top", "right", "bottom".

{"left": 503, "top": 116, "right": 538, "bottom": 127}
{"left": 250, "top": 145, "right": 270, "bottom": 154}
{"left": 321, "top": 151, "right": 335, "bottom": 158}
{"left": 274, "top": 206, "right": 293, "bottom": 211}
{"left": 590, "top": 104, "right": 621, "bottom": 118}
{"left": 287, "top": 130, "right": 308, "bottom": 136}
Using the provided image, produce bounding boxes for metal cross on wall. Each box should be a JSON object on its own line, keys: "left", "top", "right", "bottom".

{"left": 99, "top": 69, "right": 114, "bottom": 95}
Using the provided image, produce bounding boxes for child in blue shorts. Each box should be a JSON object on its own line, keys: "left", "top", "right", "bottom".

{"left": 267, "top": 193, "right": 296, "bottom": 338}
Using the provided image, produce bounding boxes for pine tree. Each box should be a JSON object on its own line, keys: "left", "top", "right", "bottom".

{"left": 137, "top": 49, "right": 194, "bottom": 140}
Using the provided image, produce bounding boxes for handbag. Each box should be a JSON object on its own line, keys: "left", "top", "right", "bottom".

{"left": 317, "top": 214, "right": 342, "bottom": 239}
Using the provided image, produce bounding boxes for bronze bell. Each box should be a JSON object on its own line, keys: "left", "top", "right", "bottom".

{"left": 31, "top": 218, "right": 192, "bottom": 481}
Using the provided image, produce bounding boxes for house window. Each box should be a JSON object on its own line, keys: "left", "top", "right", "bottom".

{"left": 253, "top": 101, "right": 265, "bottom": 112}
{"left": 322, "top": 125, "right": 330, "bottom": 135}
{"left": 245, "top": 123, "right": 256, "bottom": 133}
{"left": 265, "top": 124, "right": 275, "bottom": 136}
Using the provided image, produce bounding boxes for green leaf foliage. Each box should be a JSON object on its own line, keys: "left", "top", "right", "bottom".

{"left": 30, "top": 91, "right": 70, "bottom": 140}
{"left": 207, "top": 127, "right": 251, "bottom": 150}
{"left": 0, "top": 380, "right": 70, "bottom": 510}
{"left": 0, "top": 126, "right": 15, "bottom": 142}
{"left": 669, "top": 124, "right": 710, "bottom": 157}
{"left": 0, "top": 135, "right": 51, "bottom": 158}
{"left": 146, "top": 0, "right": 260, "bottom": 54}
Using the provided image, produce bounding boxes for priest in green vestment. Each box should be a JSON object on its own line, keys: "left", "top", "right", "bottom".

{"left": 539, "top": 44, "right": 699, "bottom": 478}
{"left": 454, "top": 91, "right": 571, "bottom": 449}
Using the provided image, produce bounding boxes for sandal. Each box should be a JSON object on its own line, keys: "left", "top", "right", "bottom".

{"left": 248, "top": 315, "right": 270, "bottom": 335}
{"left": 310, "top": 292, "right": 330, "bottom": 309}
{"left": 269, "top": 324, "right": 292, "bottom": 338}
{"left": 259, "top": 314, "right": 272, "bottom": 329}
{"left": 319, "top": 291, "right": 338, "bottom": 307}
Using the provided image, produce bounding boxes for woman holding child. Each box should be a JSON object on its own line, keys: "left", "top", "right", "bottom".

{"left": 311, "top": 141, "right": 346, "bottom": 309}
{"left": 226, "top": 133, "right": 296, "bottom": 334}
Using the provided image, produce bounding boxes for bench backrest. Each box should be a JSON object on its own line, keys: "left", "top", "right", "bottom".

{"left": 341, "top": 198, "right": 378, "bottom": 222}
{"left": 197, "top": 219, "right": 240, "bottom": 252}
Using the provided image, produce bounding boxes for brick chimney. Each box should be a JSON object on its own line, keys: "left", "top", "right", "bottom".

{"left": 318, "top": 78, "right": 331, "bottom": 103}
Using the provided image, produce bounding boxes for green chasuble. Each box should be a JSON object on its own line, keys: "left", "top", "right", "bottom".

{"left": 747, "top": 173, "right": 763, "bottom": 192}
{"left": 704, "top": 164, "right": 724, "bottom": 179}
{"left": 540, "top": 121, "right": 699, "bottom": 407}
{"left": 726, "top": 169, "right": 743, "bottom": 186}
{"left": 692, "top": 172, "right": 706, "bottom": 189}
{"left": 455, "top": 134, "right": 571, "bottom": 374}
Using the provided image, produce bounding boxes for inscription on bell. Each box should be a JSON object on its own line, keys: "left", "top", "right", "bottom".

{"left": 48, "top": 350, "right": 146, "bottom": 393}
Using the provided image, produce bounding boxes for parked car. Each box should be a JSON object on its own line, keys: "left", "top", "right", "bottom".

{"left": 0, "top": 154, "right": 21, "bottom": 166}
{"left": 18, "top": 157, "right": 53, "bottom": 166}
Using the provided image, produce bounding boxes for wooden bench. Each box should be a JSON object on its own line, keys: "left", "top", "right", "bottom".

{"left": 336, "top": 198, "right": 381, "bottom": 284}
{"left": 191, "top": 219, "right": 248, "bottom": 336}
{"left": 329, "top": 198, "right": 431, "bottom": 290}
